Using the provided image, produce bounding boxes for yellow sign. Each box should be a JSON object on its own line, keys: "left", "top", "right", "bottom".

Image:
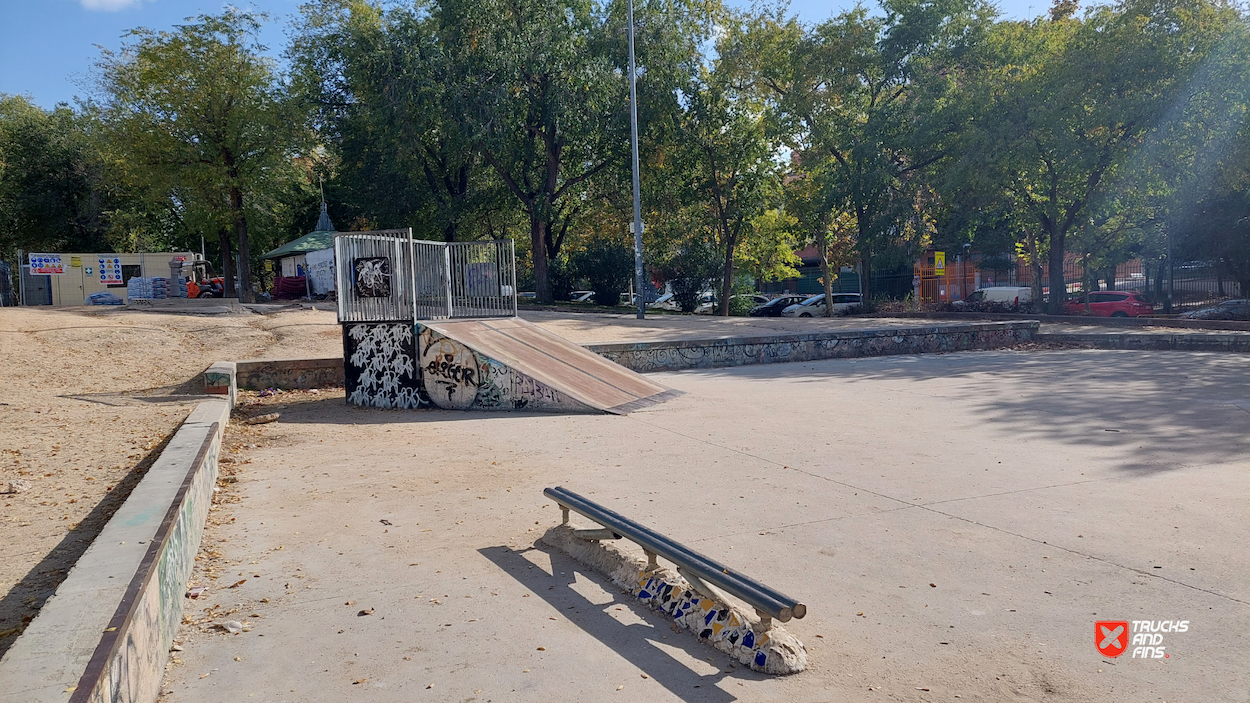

{"left": 70, "top": 256, "right": 82, "bottom": 268}
{"left": 934, "top": 251, "right": 945, "bottom": 275}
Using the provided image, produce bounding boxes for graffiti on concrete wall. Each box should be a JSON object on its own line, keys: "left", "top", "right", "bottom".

{"left": 418, "top": 327, "right": 484, "bottom": 410}
{"left": 84, "top": 431, "right": 220, "bottom": 703}
{"left": 474, "top": 357, "right": 586, "bottom": 411}
{"left": 343, "top": 323, "right": 593, "bottom": 413}
{"left": 343, "top": 323, "right": 430, "bottom": 409}
{"left": 592, "top": 322, "right": 1036, "bottom": 372}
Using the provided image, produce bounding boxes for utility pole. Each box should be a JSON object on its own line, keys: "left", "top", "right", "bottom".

{"left": 628, "top": 0, "right": 645, "bottom": 319}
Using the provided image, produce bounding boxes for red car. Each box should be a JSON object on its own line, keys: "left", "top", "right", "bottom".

{"left": 1064, "top": 291, "right": 1155, "bottom": 317}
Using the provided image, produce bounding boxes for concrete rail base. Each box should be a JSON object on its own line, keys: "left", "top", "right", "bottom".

{"left": 540, "top": 526, "right": 808, "bottom": 675}
{"left": 0, "top": 400, "right": 230, "bottom": 703}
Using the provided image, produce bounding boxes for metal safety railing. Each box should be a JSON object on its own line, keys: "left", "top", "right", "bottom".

{"left": 336, "top": 230, "right": 517, "bottom": 323}
{"left": 544, "top": 486, "right": 807, "bottom": 627}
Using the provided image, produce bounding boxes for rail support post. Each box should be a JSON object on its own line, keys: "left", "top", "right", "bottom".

{"left": 644, "top": 549, "right": 658, "bottom": 571}
{"left": 560, "top": 505, "right": 569, "bottom": 526}
{"left": 754, "top": 608, "right": 774, "bottom": 633}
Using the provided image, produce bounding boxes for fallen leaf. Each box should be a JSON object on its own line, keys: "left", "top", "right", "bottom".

{"left": 352, "top": 679, "right": 366, "bottom": 685}
{"left": 228, "top": 580, "right": 246, "bottom": 589}
{"left": 358, "top": 608, "right": 374, "bottom": 616}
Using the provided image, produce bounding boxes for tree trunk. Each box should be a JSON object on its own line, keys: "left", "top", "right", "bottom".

{"left": 819, "top": 229, "right": 834, "bottom": 317}
{"left": 230, "top": 187, "right": 254, "bottom": 303}
{"left": 217, "top": 228, "right": 235, "bottom": 298}
{"left": 719, "top": 239, "right": 735, "bottom": 317}
{"left": 859, "top": 249, "right": 872, "bottom": 307}
{"left": 531, "top": 214, "right": 552, "bottom": 303}
{"left": 1046, "top": 225, "right": 1066, "bottom": 314}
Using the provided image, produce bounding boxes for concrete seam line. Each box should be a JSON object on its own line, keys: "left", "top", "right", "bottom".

{"left": 539, "top": 525, "right": 808, "bottom": 675}
{"left": 67, "top": 422, "right": 219, "bottom": 703}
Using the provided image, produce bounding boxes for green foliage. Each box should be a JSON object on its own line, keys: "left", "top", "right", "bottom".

{"left": 570, "top": 236, "right": 633, "bottom": 307}
{"left": 94, "top": 10, "right": 309, "bottom": 300}
{"left": 653, "top": 237, "right": 720, "bottom": 312}
{"left": 0, "top": 96, "right": 110, "bottom": 260}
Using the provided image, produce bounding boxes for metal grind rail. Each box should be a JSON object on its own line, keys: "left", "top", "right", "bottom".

{"left": 544, "top": 486, "right": 807, "bottom": 626}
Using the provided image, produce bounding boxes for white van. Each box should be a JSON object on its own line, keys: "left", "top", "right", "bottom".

{"left": 957, "top": 286, "right": 1032, "bottom": 307}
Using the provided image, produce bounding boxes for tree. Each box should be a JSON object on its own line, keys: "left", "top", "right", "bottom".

{"left": 723, "top": 0, "right": 994, "bottom": 303}
{"left": 786, "top": 162, "right": 856, "bottom": 314}
{"left": 675, "top": 68, "right": 788, "bottom": 315}
{"left": 434, "top": 0, "right": 625, "bottom": 303}
{"left": 0, "top": 95, "right": 110, "bottom": 261}
{"left": 95, "top": 11, "right": 301, "bottom": 301}
{"left": 959, "top": 0, "right": 1237, "bottom": 312}
{"left": 289, "top": 0, "right": 513, "bottom": 243}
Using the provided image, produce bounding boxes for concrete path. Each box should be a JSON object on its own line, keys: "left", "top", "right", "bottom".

{"left": 163, "top": 349, "right": 1249, "bottom": 703}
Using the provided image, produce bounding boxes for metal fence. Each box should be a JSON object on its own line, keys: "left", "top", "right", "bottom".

{"left": 334, "top": 230, "right": 414, "bottom": 323}
{"left": 336, "top": 230, "right": 516, "bottom": 323}
{"left": 914, "top": 253, "right": 1244, "bottom": 311}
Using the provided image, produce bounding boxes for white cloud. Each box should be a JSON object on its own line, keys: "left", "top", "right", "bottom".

{"left": 80, "top": 0, "right": 143, "bottom": 11}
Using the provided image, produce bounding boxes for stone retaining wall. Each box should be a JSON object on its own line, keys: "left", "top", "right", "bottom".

{"left": 586, "top": 321, "right": 1039, "bottom": 372}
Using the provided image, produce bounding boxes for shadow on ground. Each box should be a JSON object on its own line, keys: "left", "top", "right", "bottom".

{"left": 700, "top": 348, "right": 1250, "bottom": 474}
{"left": 478, "top": 543, "right": 768, "bottom": 703}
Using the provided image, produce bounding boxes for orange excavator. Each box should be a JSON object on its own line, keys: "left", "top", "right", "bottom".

{"left": 181, "top": 259, "right": 226, "bottom": 298}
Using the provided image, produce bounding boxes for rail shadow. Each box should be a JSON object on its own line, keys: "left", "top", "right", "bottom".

{"left": 478, "top": 543, "right": 766, "bottom": 702}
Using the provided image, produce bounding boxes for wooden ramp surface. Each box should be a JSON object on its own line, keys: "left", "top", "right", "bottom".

{"left": 422, "top": 318, "right": 676, "bottom": 414}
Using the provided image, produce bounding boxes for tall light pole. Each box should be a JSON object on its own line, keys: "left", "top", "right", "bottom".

{"left": 627, "top": 0, "right": 645, "bottom": 319}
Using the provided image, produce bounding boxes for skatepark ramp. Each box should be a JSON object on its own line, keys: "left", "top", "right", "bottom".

{"left": 332, "top": 231, "right": 675, "bottom": 413}
{"left": 418, "top": 318, "right": 676, "bottom": 413}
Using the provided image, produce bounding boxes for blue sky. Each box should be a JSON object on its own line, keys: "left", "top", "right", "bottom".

{"left": 1, "top": 0, "right": 1044, "bottom": 109}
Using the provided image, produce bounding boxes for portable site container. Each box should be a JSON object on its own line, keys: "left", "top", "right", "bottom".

{"left": 19, "top": 251, "right": 194, "bottom": 306}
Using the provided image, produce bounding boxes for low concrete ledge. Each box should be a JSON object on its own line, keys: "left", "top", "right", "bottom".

{"left": 585, "top": 321, "right": 1039, "bottom": 372}
{"left": 202, "top": 361, "right": 236, "bottom": 406}
{"left": 0, "top": 399, "right": 229, "bottom": 703}
{"left": 235, "top": 357, "right": 344, "bottom": 391}
{"left": 1036, "top": 331, "right": 1250, "bottom": 352}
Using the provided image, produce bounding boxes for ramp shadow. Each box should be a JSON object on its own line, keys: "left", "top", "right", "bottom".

{"left": 249, "top": 395, "right": 610, "bottom": 425}
{"left": 478, "top": 544, "right": 763, "bottom": 702}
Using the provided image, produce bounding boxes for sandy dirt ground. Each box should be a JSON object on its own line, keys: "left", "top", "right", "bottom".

{"left": 0, "top": 304, "right": 342, "bottom": 655}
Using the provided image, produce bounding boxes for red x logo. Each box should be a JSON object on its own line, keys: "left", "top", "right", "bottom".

{"left": 1096, "top": 621, "right": 1129, "bottom": 657}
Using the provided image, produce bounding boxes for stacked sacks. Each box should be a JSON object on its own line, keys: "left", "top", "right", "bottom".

{"left": 126, "top": 276, "right": 154, "bottom": 299}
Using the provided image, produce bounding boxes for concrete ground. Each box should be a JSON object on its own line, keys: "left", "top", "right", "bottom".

{"left": 519, "top": 310, "right": 1250, "bottom": 345}
{"left": 160, "top": 347, "right": 1249, "bottom": 703}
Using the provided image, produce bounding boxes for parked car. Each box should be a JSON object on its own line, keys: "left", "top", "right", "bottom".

{"left": 693, "top": 293, "right": 718, "bottom": 314}
{"left": 1063, "top": 291, "right": 1155, "bottom": 317}
{"left": 1183, "top": 299, "right": 1250, "bottom": 320}
{"left": 749, "top": 295, "right": 807, "bottom": 317}
{"left": 782, "top": 293, "right": 863, "bottom": 317}
{"left": 953, "top": 286, "right": 1033, "bottom": 308}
